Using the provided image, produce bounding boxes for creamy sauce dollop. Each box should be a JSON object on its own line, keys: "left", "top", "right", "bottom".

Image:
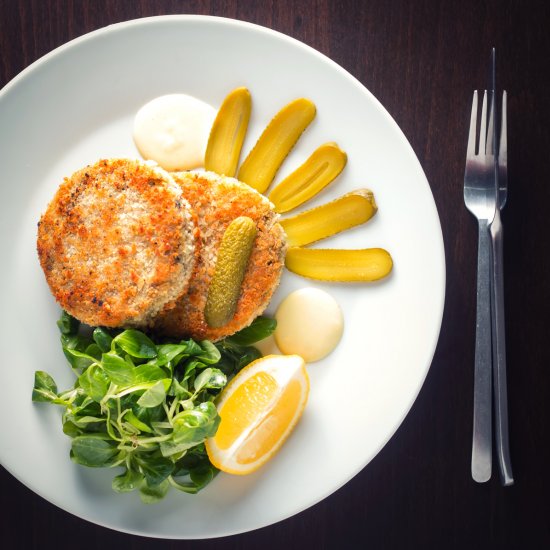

{"left": 274, "top": 287, "right": 344, "bottom": 362}
{"left": 133, "top": 94, "right": 217, "bottom": 171}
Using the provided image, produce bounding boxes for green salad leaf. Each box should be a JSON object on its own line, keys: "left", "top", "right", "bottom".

{"left": 32, "top": 312, "right": 276, "bottom": 503}
{"left": 224, "top": 316, "right": 277, "bottom": 346}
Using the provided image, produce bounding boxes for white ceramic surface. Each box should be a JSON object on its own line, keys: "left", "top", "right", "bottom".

{"left": 0, "top": 15, "right": 445, "bottom": 539}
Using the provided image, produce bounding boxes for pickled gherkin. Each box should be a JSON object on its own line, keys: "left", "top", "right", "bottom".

{"left": 269, "top": 143, "right": 347, "bottom": 213}
{"left": 205, "top": 217, "right": 257, "bottom": 328}
{"left": 205, "top": 87, "right": 252, "bottom": 177}
{"left": 280, "top": 189, "right": 377, "bottom": 247}
{"left": 238, "top": 98, "right": 316, "bottom": 193}
{"left": 285, "top": 247, "right": 393, "bottom": 282}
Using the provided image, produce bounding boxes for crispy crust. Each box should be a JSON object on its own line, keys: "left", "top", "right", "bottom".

{"left": 152, "top": 171, "right": 287, "bottom": 341}
{"left": 37, "top": 158, "right": 197, "bottom": 327}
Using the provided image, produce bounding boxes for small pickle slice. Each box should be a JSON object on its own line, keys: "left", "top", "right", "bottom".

{"left": 285, "top": 247, "right": 393, "bottom": 282}
{"left": 279, "top": 189, "right": 377, "bottom": 247}
{"left": 205, "top": 87, "right": 252, "bottom": 177}
{"left": 237, "top": 98, "right": 316, "bottom": 193}
{"left": 269, "top": 143, "right": 347, "bottom": 213}
{"left": 205, "top": 217, "right": 257, "bottom": 328}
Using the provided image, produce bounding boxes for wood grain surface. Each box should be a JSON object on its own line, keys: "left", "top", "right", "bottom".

{"left": 1, "top": 1, "right": 550, "bottom": 548}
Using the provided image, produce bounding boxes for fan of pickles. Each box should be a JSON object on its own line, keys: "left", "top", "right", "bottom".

{"left": 204, "top": 87, "right": 393, "bottom": 283}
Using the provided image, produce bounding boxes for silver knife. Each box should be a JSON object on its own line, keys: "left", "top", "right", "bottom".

{"left": 489, "top": 48, "right": 514, "bottom": 486}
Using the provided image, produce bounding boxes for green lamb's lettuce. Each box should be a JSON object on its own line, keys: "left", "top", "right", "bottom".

{"left": 33, "top": 311, "right": 275, "bottom": 503}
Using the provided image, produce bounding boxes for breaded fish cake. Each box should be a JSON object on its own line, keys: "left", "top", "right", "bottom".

{"left": 37, "top": 158, "right": 197, "bottom": 327}
{"left": 152, "top": 171, "right": 286, "bottom": 341}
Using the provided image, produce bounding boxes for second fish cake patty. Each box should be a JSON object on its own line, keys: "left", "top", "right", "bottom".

{"left": 152, "top": 170, "right": 287, "bottom": 341}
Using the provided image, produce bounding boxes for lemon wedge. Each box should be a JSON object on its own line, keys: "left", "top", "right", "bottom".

{"left": 205, "top": 354, "right": 309, "bottom": 475}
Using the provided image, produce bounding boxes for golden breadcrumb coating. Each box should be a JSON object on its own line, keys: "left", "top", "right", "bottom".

{"left": 152, "top": 171, "right": 286, "bottom": 341}
{"left": 37, "top": 158, "right": 197, "bottom": 327}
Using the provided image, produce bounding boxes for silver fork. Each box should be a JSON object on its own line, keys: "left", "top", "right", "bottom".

{"left": 464, "top": 90, "right": 497, "bottom": 483}
{"left": 491, "top": 91, "right": 514, "bottom": 485}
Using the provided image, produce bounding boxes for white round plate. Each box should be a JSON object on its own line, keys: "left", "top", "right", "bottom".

{"left": 0, "top": 15, "right": 445, "bottom": 539}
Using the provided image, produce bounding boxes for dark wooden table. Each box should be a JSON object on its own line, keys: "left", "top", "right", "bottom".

{"left": 1, "top": 1, "right": 549, "bottom": 548}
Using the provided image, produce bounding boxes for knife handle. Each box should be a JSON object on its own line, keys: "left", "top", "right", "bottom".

{"left": 491, "top": 211, "right": 514, "bottom": 486}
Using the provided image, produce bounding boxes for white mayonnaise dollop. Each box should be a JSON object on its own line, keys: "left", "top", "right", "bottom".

{"left": 274, "top": 287, "right": 344, "bottom": 362}
{"left": 133, "top": 94, "right": 216, "bottom": 171}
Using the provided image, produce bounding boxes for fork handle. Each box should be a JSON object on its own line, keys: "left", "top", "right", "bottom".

{"left": 490, "top": 211, "right": 514, "bottom": 486}
{"left": 472, "top": 219, "right": 493, "bottom": 483}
